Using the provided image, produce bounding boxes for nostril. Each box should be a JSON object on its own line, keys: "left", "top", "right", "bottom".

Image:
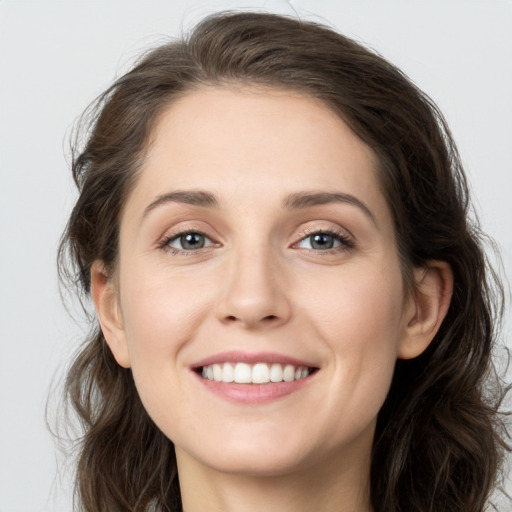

{"left": 224, "top": 314, "right": 278, "bottom": 323}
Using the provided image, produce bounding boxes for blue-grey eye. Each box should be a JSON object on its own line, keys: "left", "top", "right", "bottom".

{"left": 168, "top": 232, "right": 212, "bottom": 250}
{"left": 297, "top": 232, "right": 348, "bottom": 250}
{"left": 311, "top": 233, "right": 336, "bottom": 250}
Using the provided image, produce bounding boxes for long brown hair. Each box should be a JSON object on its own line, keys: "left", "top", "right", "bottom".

{"left": 58, "top": 11, "right": 510, "bottom": 511}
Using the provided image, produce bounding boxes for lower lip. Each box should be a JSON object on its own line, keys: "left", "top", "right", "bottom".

{"left": 193, "top": 372, "right": 314, "bottom": 404}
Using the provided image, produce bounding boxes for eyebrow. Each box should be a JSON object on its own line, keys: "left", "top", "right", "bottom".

{"left": 141, "top": 189, "right": 376, "bottom": 225}
{"left": 283, "top": 191, "right": 376, "bottom": 224}
{"left": 142, "top": 190, "right": 220, "bottom": 221}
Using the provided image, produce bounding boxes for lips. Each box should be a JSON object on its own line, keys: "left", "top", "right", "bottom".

{"left": 192, "top": 350, "right": 317, "bottom": 369}
{"left": 191, "top": 351, "right": 319, "bottom": 403}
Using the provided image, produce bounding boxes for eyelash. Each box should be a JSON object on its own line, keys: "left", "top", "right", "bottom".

{"left": 158, "top": 228, "right": 354, "bottom": 256}
{"left": 158, "top": 229, "right": 216, "bottom": 255}
{"left": 293, "top": 228, "right": 354, "bottom": 255}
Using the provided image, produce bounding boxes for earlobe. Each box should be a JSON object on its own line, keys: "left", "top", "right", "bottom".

{"left": 398, "top": 261, "right": 453, "bottom": 360}
{"left": 90, "top": 260, "right": 131, "bottom": 368}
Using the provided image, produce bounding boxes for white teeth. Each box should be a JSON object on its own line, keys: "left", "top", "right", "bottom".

{"left": 283, "top": 364, "right": 295, "bottom": 382}
{"left": 212, "top": 364, "right": 222, "bottom": 382}
{"left": 234, "top": 362, "right": 252, "bottom": 383}
{"left": 200, "top": 362, "right": 311, "bottom": 384}
{"left": 222, "top": 363, "right": 234, "bottom": 382}
{"left": 252, "top": 363, "right": 270, "bottom": 384}
{"left": 270, "top": 363, "right": 283, "bottom": 382}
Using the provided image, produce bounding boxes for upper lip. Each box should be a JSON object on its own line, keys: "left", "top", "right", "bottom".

{"left": 191, "top": 351, "right": 318, "bottom": 369}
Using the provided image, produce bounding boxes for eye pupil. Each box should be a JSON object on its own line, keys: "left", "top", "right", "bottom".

{"left": 180, "top": 233, "right": 205, "bottom": 250}
{"left": 311, "top": 234, "right": 334, "bottom": 250}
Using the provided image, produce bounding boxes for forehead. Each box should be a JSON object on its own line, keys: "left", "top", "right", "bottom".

{"left": 125, "top": 86, "right": 388, "bottom": 222}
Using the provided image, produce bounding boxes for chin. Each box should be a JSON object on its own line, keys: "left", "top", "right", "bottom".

{"left": 203, "top": 450, "right": 312, "bottom": 478}
{"left": 175, "top": 429, "right": 316, "bottom": 478}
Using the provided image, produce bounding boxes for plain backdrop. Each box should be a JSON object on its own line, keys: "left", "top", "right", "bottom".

{"left": 1, "top": 1, "right": 511, "bottom": 510}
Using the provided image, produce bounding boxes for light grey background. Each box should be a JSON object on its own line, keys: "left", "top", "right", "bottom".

{"left": 1, "top": 1, "right": 511, "bottom": 510}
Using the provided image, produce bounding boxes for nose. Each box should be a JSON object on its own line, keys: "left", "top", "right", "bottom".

{"left": 215, "top": 244, "right": 292, "bottom": 330}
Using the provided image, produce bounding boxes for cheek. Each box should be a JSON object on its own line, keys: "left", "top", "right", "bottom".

{"left": 120, "top": 268, "right": 215, "bottom": 370}
{"left": 118, "top": 268, "right": 219, "bottom": 430}
{"left": 303, "top": 259, "right": 403, "bottom": 337}
{"left": 299, "top": 262, "right": 404, "bottom": 400}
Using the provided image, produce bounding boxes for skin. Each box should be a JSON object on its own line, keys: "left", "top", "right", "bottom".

{"left": 92, "top": 86, "right": 453, "bottom": 512}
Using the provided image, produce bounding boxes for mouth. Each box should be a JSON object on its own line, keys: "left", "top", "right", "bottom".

{"left": 196, "top": 362, "right": 317, "bottom": 384}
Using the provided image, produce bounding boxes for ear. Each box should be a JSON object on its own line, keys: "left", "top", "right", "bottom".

{"left": 90, "top": 260, "right": 131, "bottom": 368}
{"left": 398, "top": 261, "right": 453, "bottom": 360}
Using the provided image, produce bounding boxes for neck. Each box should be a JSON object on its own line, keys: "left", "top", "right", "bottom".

{"left": 176, "top": 446, "right": 374, "bottom": 512}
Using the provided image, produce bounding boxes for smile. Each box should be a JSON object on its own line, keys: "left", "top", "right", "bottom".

{"left": 192, "top": 351, "right": 319, "bottom": 403}
{"left": 200, "top": 362, "right": 312, "bottom": 384}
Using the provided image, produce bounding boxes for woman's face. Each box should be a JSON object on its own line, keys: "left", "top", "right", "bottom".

{"left": 101, "top": 86, "right": 421, "bottom": 477}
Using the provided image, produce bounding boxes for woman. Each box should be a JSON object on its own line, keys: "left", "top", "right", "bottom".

{"left": 58, "top": 11, "right": 510, "bottom": 512}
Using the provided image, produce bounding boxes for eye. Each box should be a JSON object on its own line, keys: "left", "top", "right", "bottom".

{"left": 163, "top": 231, "right": 214, "bottom": 252}
{"left": 295, "top": 230, "right": 353, "bottom": 251}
